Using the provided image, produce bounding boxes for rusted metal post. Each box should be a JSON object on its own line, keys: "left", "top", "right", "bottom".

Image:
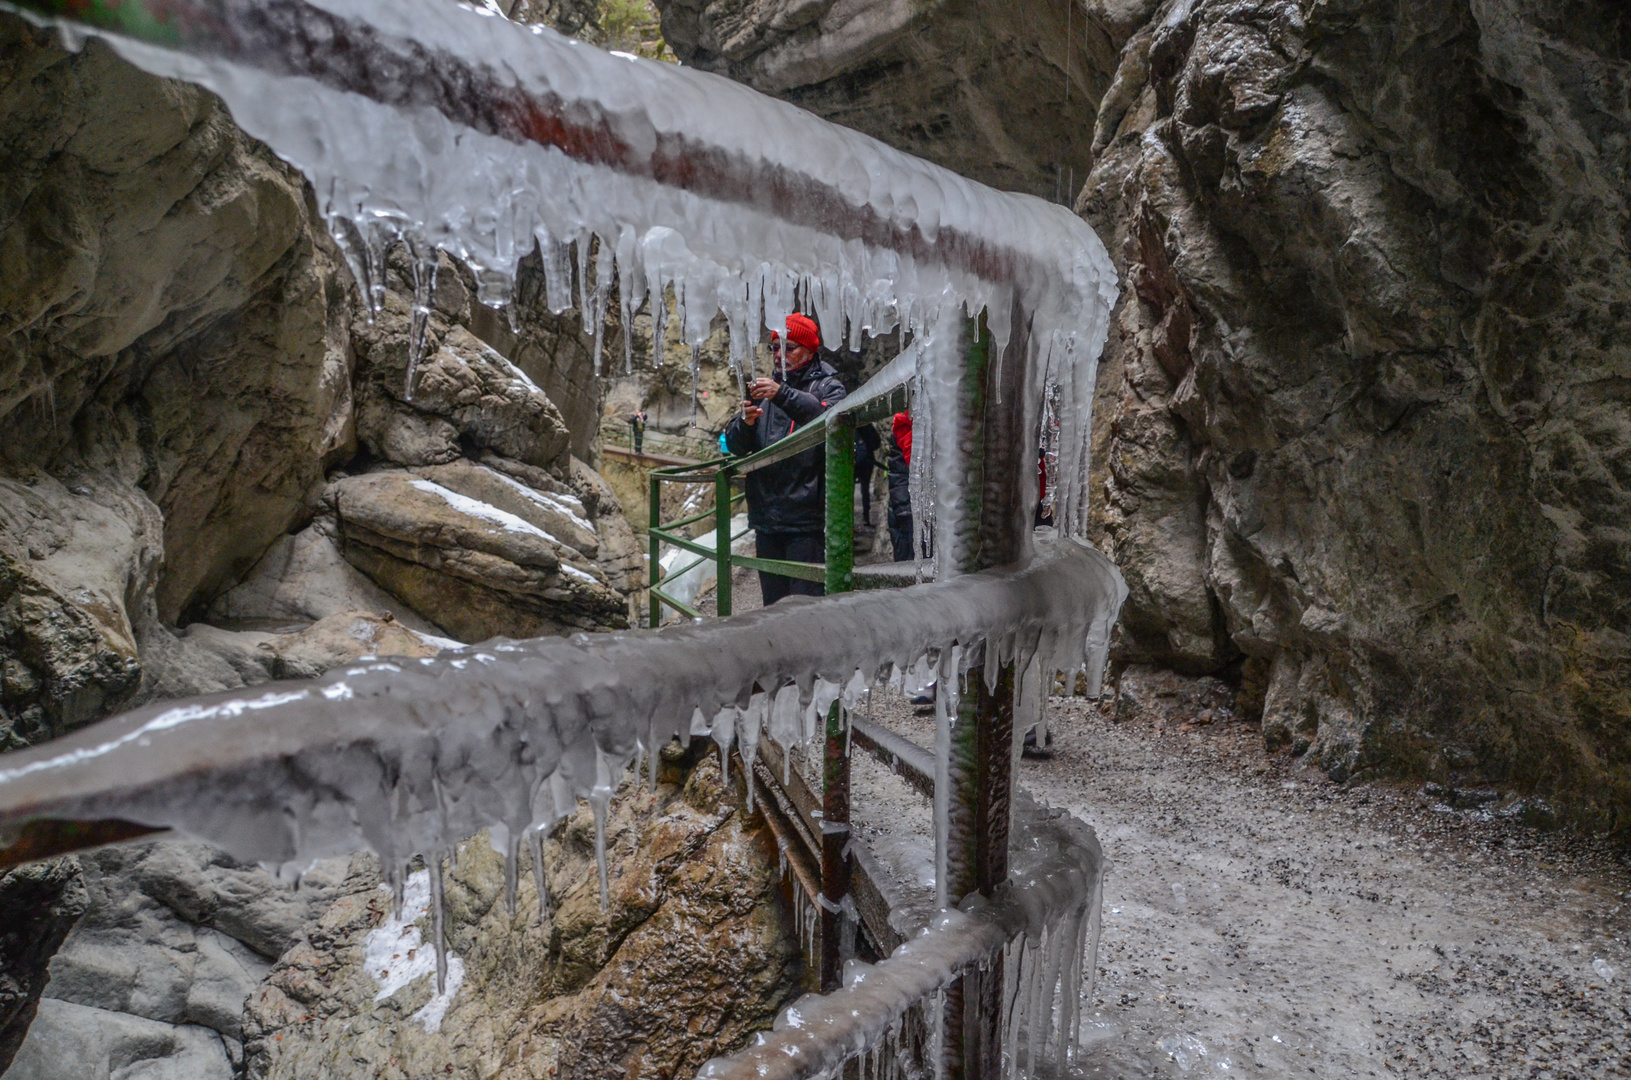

{"left": 715, "top": 467, "right": 734, "bottom": 617}
{"left": 818, "top": 700, "right": 850, "bottom": 990}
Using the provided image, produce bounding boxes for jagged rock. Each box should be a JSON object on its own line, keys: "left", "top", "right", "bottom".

{"left": 0, "top": 17, "right": 355, "bottom": 626}
{"left": 329, "top": 470, "right": 628, "bottom": 640}
{"left": 0, "top": 475, "right": 155, "bottom": 746}
{"left": 205, "top": 517, "right": 447, "bottom": 636}
{"left": 653, "top": 0, "right": 1160, "bottom": 198}
{"left": 569, "top": 458, "right": 646, "bottom": 596}
{"left": 353, "top": 292, "right": 574, "bottom": 475}
{"left": 243, "top": 754, "right": 798, "bottom": 1080}
{"left": 8, "top": 843, "right": 350, "bottom": 1080}
{"left": 0, "top": 860, "right": 89, "bottom": 1074}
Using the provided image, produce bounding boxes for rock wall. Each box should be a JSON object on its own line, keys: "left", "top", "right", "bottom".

{"left": 1080, "top": 0, "right": 1631, "bottom": 825}
{"left": 658, "top": 0, "right": 1631, "bottom": 826}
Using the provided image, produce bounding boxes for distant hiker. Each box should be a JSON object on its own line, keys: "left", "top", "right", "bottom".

{"left": 628, "top": 409, "right": 647, "bottom": 455}
{"left": 887, "top": 411, "right": 914, "bottom": 563}
{"left": 723, "top": 313, "right": 847, "bottom": 604}
{"left": 855, "top": 422, "right": 881, "bottom": 527}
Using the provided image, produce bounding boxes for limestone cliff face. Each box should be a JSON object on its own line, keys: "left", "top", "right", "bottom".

{"left": 660, "top": 0, "right": 1631, "bottom": 824}
{"left": 1081, "top": 0, "right": 1631, "bottom": 824}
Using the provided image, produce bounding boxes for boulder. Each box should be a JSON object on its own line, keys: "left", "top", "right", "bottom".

{"left": 1074, "top": 0, "right": 1631, "bottom": 816}
{"left": 205, "top": 517, "right": 447, "bottom": 637}
{"left": 10, "top": 998, "right": 234, "bottom": 1080}
{"left": 330, "top": 470, "right": 628, "bottom": 641}
{"left": 416, "top": 459, "right": 600, "bottom": 559}
{"left": 352, "top": 292, "right": 573, "bottom": 475}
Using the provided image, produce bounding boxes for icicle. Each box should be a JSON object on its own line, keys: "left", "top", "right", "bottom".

{"left": 650, "top": 282, "right": 667, "bottom": 368}
{"left": 932, "top": 987, "right": 946, "bottom": 1080}
{"left": 405, "top": 239, "right": 439, "bottom": 401}
{"left": 712, "top": 706, "right": 737, "bottom": 781}
{"left": 591, "top": 238, "right": 613, "bottom": 377}
{"left": 503, "top": 827, "right": 521, "bottom": 918}
{"left": 591, "top": 795, "right": 610, "bottom": 910}
{"left": 540, "top": 231, "right": 573, "bottom": 314}
{"left": 429, "top": 850, "right": 449, "bottom": 994}
{"left": 576, "top": 231, "right": 594, "bottom": 331}
{"left": 689, "top": 344, "right": 702, "bottom": 425}
{"left": 529, "top": 826, "right": 550, "bottom": 921}
{"left": 932, "top": 655, "right": 952, "bottom": 910}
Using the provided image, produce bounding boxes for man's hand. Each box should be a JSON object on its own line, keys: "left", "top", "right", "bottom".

{"left": 748, "top": 378, "right": 781, "bottom": 401}
{"left": 741, "top": 401, "right": 763, "bottom": 423}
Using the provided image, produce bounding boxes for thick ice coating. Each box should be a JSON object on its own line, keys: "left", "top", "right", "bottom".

{"left": 0, "top": 537, "right": 1122, "bottom": 868}
{"left": 7, "top": 0, "right": 1116, "bottom": 542}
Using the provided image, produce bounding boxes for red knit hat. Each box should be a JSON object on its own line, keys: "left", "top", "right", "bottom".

{"left": 771, "top": 313, "right": 822, "bottom": 353}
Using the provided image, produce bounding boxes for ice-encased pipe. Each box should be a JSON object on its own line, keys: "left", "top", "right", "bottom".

{"left": 0, "top": 537, "right": 1124, "bottom": 875}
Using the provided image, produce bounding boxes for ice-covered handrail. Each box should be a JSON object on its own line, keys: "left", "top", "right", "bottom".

{"left": 7, "top": 0, "right": 1117, "bottom": 543}
{"left": 698, "top": 795, "right": 1103, "bottom": 1080}
{"left": 0, "top": 538, "right": 1122, "bottom": 868}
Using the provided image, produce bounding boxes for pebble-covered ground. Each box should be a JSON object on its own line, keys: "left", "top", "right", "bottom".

{"left": 857, "top": 678, "right": 1631, "bottom": 1080}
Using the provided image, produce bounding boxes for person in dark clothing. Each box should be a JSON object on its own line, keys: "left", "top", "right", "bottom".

{"left": 722, "top": 313, "right": 847, "bottom": 605}
{"left": 886, "top": 411, "right": 915, "bottom": 563}
{"left": 628, "top": 409, "right": 647, "bottom": 455}
{"left": 855, "top": 422, "right": 881, "bottom": 526}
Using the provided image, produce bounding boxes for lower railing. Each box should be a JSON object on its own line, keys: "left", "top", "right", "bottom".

{"left": 713, "top": 725, "right": 1104, "bottom": 1080}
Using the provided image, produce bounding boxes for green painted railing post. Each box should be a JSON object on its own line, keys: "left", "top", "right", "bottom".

{"left": 824, "top": 414, "right": 855, "bottom": 595}
{"left": 648, "top": 472, "right": 662, "bottom": 629}
{"left": 714, "top": 467, "right": 734, "bottom": 618}
{"left": 941, "top": 310, "right": 1031, "bottom": 1080}
{"left": 819, "top": 413, "right": 856, "bottom": 989}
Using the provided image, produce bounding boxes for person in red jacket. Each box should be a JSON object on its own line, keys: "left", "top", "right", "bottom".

{"left": 886, "top": 411, "right": 915, "bottom": 562}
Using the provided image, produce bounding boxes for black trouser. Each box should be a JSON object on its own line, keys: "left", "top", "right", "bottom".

{"left": 632, "top": 428, "right": 644, "bottom": 453}
{"left": 856, "top": 459, "right": 875, "bottom": 524}
{"left": 889, "top": 512, "right": 914, "bottom": 563}
{"left": 756, "top": 531, "right": 825, "bottom": 605}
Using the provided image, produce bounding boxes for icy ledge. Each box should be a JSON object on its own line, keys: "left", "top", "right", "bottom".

{"left": 701, "top": 794, "right": 1104, "bottom": 1080}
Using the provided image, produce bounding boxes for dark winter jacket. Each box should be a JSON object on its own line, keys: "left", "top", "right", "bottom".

{"left": 886, "top": 442, "right": 912, "bottom": 525}
{"left": 722, "top": 359, "right": 848, "bottom": 534}
{"left": 856, "top": 423, "right": 881, "bottom": 469}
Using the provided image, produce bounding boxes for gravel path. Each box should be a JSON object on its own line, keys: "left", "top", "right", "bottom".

{"left": 858, "top": 686, "right": 1631, "bottom": 1079}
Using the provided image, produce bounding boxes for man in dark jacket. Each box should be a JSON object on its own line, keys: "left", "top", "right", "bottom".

{"left": 723, "top": 314, "right": 847, "bottom": 604}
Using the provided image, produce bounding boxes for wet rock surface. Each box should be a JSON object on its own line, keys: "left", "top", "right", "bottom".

{"left": 0, "top": 861, "right": 88, "bottom": 1074}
